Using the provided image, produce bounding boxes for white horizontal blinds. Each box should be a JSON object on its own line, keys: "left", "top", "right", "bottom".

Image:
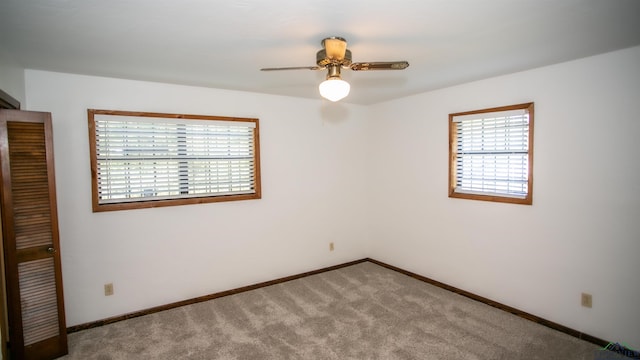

{"left": 453, "top": 109, "right": 529, "bottom": 198}
{"left": 94, "top": 117, "right": 256, "bottom": 204}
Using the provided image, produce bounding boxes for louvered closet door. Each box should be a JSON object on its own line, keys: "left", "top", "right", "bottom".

{"left": 0, "top": 110, "right": 67, "bottom": 360}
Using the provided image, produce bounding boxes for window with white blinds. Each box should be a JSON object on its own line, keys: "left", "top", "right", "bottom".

{"left": 449, "top": 103, "right": 533, "bottom": 205}
{"left": 88, "top": 110, "right": 261, "bottom": 211}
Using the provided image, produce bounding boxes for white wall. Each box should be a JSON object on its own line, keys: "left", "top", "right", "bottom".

{"left": 23, "top": 45, "right": 640, "bottom": 348}
{"left": 0, "top": 44, "right": 25, "bottom": 106}
{"left": 24, "top": 70, "right": 370, "bottom": 326}
{"left": 366, "top": 45, "right": 640, "bottom": 348}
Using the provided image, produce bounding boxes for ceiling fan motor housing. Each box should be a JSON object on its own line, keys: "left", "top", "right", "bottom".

{"left": 317, "top": 49, "right": 352, "bottom": 68}
{"left": 317, "top": 37, "right": 353, "bottom": 69}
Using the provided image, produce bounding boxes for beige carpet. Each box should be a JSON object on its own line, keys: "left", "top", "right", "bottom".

{"left": 59, "top": 262, "right": 622, "bottom": 359}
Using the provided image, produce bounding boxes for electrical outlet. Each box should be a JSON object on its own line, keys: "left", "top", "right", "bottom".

{"left": 104, "top": 283, "right": 114, "bottom": 296}
{"left": 329, "top": 242, "right": 334, "bottom": 251}
{"left": 581, "top": 293, "right": 592, "bottom": 308}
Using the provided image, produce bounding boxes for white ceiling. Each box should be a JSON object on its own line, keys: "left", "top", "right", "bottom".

{"left": 1, "top": 0, "right": 639, "bottom": 105}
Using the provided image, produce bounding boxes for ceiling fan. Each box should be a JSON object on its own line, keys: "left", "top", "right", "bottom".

{"left": 261, "top": 37, "right": 409, "bottom": 102}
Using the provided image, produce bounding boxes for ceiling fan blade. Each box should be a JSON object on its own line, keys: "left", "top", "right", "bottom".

{"left": 350, "top": 61, "right": 410, "bottom": 71}
{"left": 261, "top": 66, "right": 323, "bottom": 71}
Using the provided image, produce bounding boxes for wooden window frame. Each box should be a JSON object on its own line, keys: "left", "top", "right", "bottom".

{"left": 88, "top": 109, "right": 261, "bottom": 212}
{"left": 449, "top": 102, "right": 534, "bottom": 205}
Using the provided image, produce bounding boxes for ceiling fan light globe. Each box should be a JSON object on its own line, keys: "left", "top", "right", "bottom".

{"left": 319, "top": 78, "right": 350, "bottom": 102}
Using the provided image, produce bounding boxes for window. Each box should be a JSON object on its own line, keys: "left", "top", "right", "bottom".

{"left": 88, "top": 109, "right": 261, "bottom": 212}
{"left": 449, "top": 102, "right": 533, "bottom": 205}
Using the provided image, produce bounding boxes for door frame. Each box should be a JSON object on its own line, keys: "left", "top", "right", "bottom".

{"left": 0, "top": 88, "right": 19, "bottom": 360}
{"left": 0, "top": 89, "right": 20, "bottom": 111}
